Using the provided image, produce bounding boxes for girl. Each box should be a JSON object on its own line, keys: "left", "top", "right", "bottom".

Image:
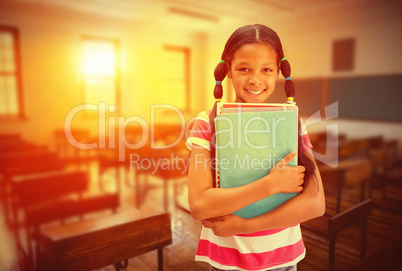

{"left": 186, "top": 24, "right": 325, "bottom": 271}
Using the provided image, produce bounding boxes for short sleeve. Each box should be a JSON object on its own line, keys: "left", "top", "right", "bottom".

{"left": 186, "top": 110, "right": 212, "bottom": 151}
{"left": 299, "top": 117, "right": 313, "bottom": 151}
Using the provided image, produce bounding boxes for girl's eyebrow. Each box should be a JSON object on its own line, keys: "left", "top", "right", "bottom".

{"left": 234, "top": 61, "right": 250, "bottom": 66}
{"left": 260, "top": 62, "right": 276, "bottom": 66}
{"left": 234, "top": 61, "right": 276, "bottom": 66}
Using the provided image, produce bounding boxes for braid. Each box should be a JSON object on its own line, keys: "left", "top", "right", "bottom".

{"left": 209, "top": 61, "right": 227, "bottom": 187}
{"left": 213, "top": 62, "right": 226, "bottom": 100}
{"left": 280, "top": 57, "right": 315, "bottom": 186}
{"left": 280, "top": 58, "right": 295, "bottom": 99}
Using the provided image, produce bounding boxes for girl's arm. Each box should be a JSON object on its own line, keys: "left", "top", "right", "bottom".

{"left": 203, "top": 148, "right": 325, "bottom": 236}
{"left": 188, "top": 144, "right": 305, "bottom": 221}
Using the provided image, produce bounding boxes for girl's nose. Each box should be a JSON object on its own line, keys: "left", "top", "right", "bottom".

{"left": 248, "top": 73, "right": 262, "bottom": 85}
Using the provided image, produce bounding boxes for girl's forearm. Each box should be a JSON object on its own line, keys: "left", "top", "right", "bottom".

{"left": 246, "top": 167, "right": 325, "bottom": 233}
{"left": 189, "top": 174, "right": 278, "bottom": 221}
{"left": 202, "top": 172, "right": 325, "bottom": 237}
{"left": 188, "top": 147, "right": 304, "bottom": 221}
{"left": 247, "top": 188, "right": 324, "bottom": 233}
{"left": 203, "top": 185, "right": 325, "bottom": 237}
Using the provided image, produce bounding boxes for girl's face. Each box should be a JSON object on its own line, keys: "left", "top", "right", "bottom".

{"left": 227, "top": 42, "right": 279, "bottom": 103}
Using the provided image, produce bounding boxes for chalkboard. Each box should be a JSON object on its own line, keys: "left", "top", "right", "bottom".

{"left": 271, "top": 78, "right": 322, "bottom": 117}
{"left": 327, "top": 74, "right": 402, "bottom": 122}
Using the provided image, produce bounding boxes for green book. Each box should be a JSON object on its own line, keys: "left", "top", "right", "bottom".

{"left": 215, "top": 103, "right": 298, "bottom": 219}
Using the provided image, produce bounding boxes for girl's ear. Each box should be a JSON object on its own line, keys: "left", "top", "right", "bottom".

{"left": 226, "top": 63, "right": 232, "bottom": 79}
{"left": 276, "top": 64, "right": 280, "bottom": 80}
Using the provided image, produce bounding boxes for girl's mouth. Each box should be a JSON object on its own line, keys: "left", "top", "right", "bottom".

{"left": 246, "top": 89, "right": 265, "bottom": 95}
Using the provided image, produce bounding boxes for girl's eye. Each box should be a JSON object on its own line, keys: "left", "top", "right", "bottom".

{"left": 263, "top": 68, "right": 272, "bottom": 73}
{"left": 238, "top": 68, "right": 249, "bottom": 72}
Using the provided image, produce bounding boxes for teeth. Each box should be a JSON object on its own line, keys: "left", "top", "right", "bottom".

{"left": 246, "top": 89, "right": 264, "bottom": 95}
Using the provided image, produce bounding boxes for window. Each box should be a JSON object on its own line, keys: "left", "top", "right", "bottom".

{"left": 163, "top": 46, "right": 190, "bottom": 111}
{"left": 0, "top": 26, "right": 23, "bottom": 118}
{"left": 82, "top": 38, "right": 119, "bottom": 108}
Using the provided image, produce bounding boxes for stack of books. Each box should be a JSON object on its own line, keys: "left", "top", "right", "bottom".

{"left": 215, "top": 102, "right": 298, "bottom": 218}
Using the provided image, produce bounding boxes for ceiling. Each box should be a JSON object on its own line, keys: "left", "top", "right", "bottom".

{"left": 11, "top": 0, "right": 379, "bottom": 31}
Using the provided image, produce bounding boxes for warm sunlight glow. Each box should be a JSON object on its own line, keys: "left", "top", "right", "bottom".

{"left": 82, "top": 41, "right": 115, "bottom": 76}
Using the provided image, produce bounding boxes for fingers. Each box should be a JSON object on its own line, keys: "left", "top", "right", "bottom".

{"left": 204, "top": 216, "right": 224, "bottom": 223}
{"left": 203, "top": 216, "right": 224, "bottom": 228}
{"left": 297, "top": 185, "right": 304, "bottom": 192}
{"left": 281, "top": 151, "right": 297, "bottom": 165}
{"left": 297, "top": 175, "right": 305, "bottom": 192}
{"left": 203, "top": 219, "right": 217, "bottom": 229}
{"left": 203, "top": 217, "right": 226, "bottom": 236}
{"left": 297, "top": 165, "right": 306, "bottom": 173}
{"left": 203, "top": 220, "right": 212, "bottom": 228}
{"left": 274, "top": 151, "right": 297, "bottom": 169}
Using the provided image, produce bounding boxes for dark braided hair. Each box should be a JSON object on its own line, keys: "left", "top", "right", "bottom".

{"left": 210, "top": 24, "right": 316, "bottom": 187}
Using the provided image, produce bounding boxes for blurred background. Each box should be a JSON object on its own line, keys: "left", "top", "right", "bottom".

{"left": 0, "top": 0, "right": 401, "bottom": 270}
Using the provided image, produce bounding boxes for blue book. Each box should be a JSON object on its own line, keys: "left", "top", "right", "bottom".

{"left": 215, "top": 103, "right": 298, "bottom": 219}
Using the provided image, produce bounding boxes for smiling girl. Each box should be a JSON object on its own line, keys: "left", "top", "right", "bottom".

{"left": 186, "top": 24, "right": 325, "bottom": 271}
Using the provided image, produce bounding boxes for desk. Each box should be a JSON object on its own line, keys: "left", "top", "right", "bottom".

{"left": 39, "top": 209, "right": 172, "bottom": 271}
{"left": 0, "top": 152, "right": 64, "bottom": 227}
{"left": 10, "top": 169, "right": 119, "bottom": 265}
{"left": 127, "top": 140, "right": 190, "bottom": 212}
{"left": 319, "top": 159, "right": 372, "bottom": 214}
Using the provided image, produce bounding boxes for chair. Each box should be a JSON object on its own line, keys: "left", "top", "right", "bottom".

{"left": 54, "top": 129, "right": 97, "bottom": 164}
{"left": 319, "top": 159, "right": 372, "bottom": 214}
{"left": 382, "top": 140, "right": 402, "bottom": 201}
{"left": 302, "top": 199, "right": 372, "bottom": 271}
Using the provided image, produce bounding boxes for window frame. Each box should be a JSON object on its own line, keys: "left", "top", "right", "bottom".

{"left": 163, "top": 45, "right": 191, "bottom": 113}
{"left": 0, "top": 25, "right": 24, "bottom": 120}
{"left": 81, "top": 36, "right": 121, "bottom": 112}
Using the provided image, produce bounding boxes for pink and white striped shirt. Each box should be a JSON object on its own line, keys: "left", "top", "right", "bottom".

{"left": 186, "top": 110, "right": 313, "bottom": 271}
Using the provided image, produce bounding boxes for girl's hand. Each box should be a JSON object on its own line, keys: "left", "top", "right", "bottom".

{"left": 269, "top": 151, "right": 305, "bottom": 194}
{"left": 203, "top": 215, "right": 247, "bottom": 237}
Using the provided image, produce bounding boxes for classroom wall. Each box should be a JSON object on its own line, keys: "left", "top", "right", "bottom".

{"left": 0, "top": 1, "right": 207, "bottom": 148}
{"left": 203, "top": 0, "right": 402, "bottom": 152}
